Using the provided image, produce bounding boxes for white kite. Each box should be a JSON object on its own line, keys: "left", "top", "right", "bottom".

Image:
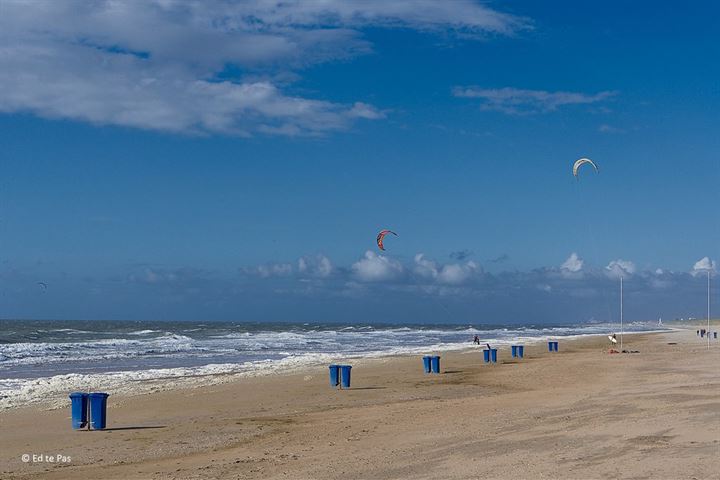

{"left": 573, "top": 158, "right": 599, "bottom": 179}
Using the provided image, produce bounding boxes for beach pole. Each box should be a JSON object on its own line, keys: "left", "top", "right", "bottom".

{"left": 708, "top": 271, "right": 711, "bottom": 351}
{"left": 620, "top": 276, "right": 623, "bottom": 352}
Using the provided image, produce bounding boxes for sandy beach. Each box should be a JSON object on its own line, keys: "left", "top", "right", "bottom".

{"left": 1, "top": 328, "right": 718, "bottom": 480}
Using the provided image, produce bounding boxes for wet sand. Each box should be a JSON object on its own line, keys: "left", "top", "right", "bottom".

{"left": 1, "top": 329, "right": 718, "bottom": 479}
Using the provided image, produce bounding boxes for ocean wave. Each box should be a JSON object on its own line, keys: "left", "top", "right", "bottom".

{"left": 0, "top": 323, "right": 666, "bottom": 369}
{"left": 128, "top": 329, "right": 159, "bottom": 335}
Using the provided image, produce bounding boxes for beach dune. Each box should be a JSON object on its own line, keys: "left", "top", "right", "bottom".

{"left": 1, "top": 330, "right": 718, "bottom": 479}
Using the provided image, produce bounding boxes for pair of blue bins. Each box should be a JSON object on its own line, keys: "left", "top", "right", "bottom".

{"left": 482, "top": 349, "right": 497, "bottom": 363}
{"left": 511, "top": 345, "right": 524, "bottom": 358}
{"left": 329, "top": 365, "right": 352, "bottom": 388}
{"left": 548, "top": 341, "right": 559, "bottom": 352}
{"left": 422, "top": 355, "right": 441, "bottom": 374}
{"left": 69, "top": 392, "right": 109, "bottom": 430}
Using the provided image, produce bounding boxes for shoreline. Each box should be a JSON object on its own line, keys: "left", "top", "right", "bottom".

{"left": 1, "top": 327, "right": 677, "bottom": 412}
{"left": 2, "top": 328, "right": 718, "bottom": 479}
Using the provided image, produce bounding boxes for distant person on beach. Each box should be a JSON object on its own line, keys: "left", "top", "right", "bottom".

{"left": 473, "top": 335, "right": 480, "bottom": 345}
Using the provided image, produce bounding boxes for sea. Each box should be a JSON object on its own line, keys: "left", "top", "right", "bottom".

{"left": 0, "top": 319, "right": 670, "bottom": 410}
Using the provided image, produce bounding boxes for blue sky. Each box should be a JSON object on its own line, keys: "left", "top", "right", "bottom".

{"left": 0, "top": 0, "right": 718, "bottom": 323}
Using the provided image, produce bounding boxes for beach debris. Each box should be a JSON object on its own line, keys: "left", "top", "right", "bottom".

{"left": 376, "top": 229, "right": 398, "bottom": 251}
{"left": 572, "top": 157, "right": 599, "bottom": 179}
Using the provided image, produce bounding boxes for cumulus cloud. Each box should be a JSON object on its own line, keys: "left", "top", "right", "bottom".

{"left": 452, "top": 86, "right": 616, "bottom": 115}
{"left": 0, "top": 0, "right": 524, "bottom": 136}
{"left": 413, "top": 254, "right": 479, "bottom": 285}
{"left": 560, "top": 252, "right": 584, "bottom": 277}
{"left": 691, "top": 257, "right": 716, "bottom": 276}
{"left": 234, "top": 251, "right": 720, "bottom": 319}
{"left": 12, "top": 249, "right": 720, "bottom": 322}
{"left": 605, "top": 259, "right": 637, "bottom": 279}
{"left": 414, "top": 253, "right": 440, "bottom": 279}
{"left": 298, "top": 255, "right": 333, "bottom": 278}
{"left": 438, "top": 262, "right": 479, "bottom": 284}
{"left": 352, "top": 251, "right": 404, "bottom": 282}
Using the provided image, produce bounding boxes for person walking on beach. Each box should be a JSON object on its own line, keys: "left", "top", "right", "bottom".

{"left": 473, "top": 335, "right": 480, "bottom": 345}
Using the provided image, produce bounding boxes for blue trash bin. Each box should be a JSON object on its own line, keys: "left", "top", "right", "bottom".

{"left": 88, "top": 392, "right": 109, "bottom": 430}
{"left": 490, "top": 349, "right": 497, "bottom": 363}
{"left": 422, "top": 356, "right": 432, "bottom": 374}
{"left": 554, "top": 342, "right": 559, "bottom": 352}
{"left": 431, "top": 356, "right": 441, "bottom": 374}
{"left": 548, "top": 341, "right": 553, "bottom": 352}
{"left": 69, "top": 392, "right": 88, "bottom": 430}
{"left": 518, "top": 345, "right": 525, "bottom": 358}
{"left": 329, "top": 364, "right": 340, "bottom": 387}
{"left": 340, "top": 365, "right": 352, "bottom": 388}
{"left": 511, "top": 346, "right": 517, "bottom": 358}
{"left": 483, "top": 349, "right": 490, "bottom": 363}
{"left": 715, "top": 332, "right": 718, "bottom": 339}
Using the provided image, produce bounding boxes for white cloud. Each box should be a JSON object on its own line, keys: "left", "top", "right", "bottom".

{"left": 0, "top": 0, "right": 523, "bottom": 136}
{"left": 605, "top": 259, "right": 636, "bottom": 279}
{"left": 438, "top": 261, "right": 478, "bottom": 284}
{"left": 352, "top": 251, "right": 404, "bottom": 282}
{"left": 226, "top": 1, "right": 529, "bottom": 36}
{"left": 255, "top": 263, "right": 294, "bottom": 278}
{"left": 413, "top": 254, "right": 478, "bottom": 284}
{"left": 691, "top": 257, "right": 716, "bottom": 276}
{"left": 245, "top": 254, "right": 333, "bottom": 278}
{"left": 413, "top": 254, "right": 440, "bottom": 279}
{"left": 561, "top": 252, "right": 584, "bottom": 275}
{"left": 298, "top": 255, "right": 333, "bottom": 278}
{"left": 452, "top": 87, "right": 616, "bottom": 114}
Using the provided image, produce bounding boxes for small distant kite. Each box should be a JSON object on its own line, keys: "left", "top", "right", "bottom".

{"left": 572, "top": 158, "right": 599, "bottom": 179}
{"left": 376, "top": 229, "right": 397, "bottom": 251}
{"left": 37, "top": 282, "right": 47, "bottom": 291}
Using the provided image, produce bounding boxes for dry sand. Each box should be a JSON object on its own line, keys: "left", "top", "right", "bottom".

{"left": 1, "top": 329, "right": 718, "bottom": 479}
